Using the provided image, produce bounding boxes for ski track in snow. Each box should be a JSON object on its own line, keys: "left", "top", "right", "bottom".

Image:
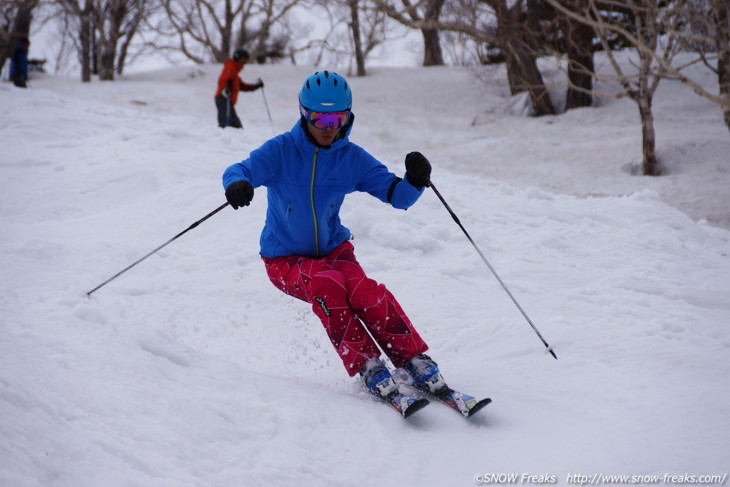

{"left": 1, "top": 60, "right": 730, "bottom": 486}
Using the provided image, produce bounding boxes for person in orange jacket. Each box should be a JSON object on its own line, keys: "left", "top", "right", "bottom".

{"left": 215, "top": 48, "right": 264, "bottom": 129}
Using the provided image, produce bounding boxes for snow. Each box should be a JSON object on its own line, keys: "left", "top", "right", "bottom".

{"left": 2, "top": 59, "right": 730, "bottom": 486}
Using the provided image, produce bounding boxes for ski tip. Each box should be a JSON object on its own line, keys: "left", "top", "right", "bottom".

{"left": 403, "top": 398, "right": 430, "bottom": 418}
{"left": 467, "top": 397, "right": 492, "bottom": 418}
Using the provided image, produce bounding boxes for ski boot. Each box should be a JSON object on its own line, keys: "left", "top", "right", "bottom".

{"left": 404, "top": 354, "right": 492, "bottom": 418}
{"left": 404, "top": 354, "right": 448, "bottom": 395}
{"left": 360, "top": 357, "right": 429, "bottom": 418}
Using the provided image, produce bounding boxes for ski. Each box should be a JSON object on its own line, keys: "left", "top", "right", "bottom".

{"left": 424, "top": 387, "right": 491, "bottom": 418}
{"left": 392, "top": 368, "right": 491, "bottom": 418}
{"left": 379, "top": 392, "right": 430, "bottom": 418}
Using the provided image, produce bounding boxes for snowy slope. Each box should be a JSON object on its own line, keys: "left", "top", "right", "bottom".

{"left": 1, "top": 61, "right": 730, "bottom": 487}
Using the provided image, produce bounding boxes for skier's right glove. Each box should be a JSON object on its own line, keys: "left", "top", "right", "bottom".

{"left": 221, "top": 88, "right": 230, "bottom": 98}
{"left": 225, "top": 180, "right": 254, "bottom": 209}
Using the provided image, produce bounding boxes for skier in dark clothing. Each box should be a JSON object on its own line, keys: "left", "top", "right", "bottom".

{"left": 10, "top": 38, "right": 30, "bottom": 88}
{"left": 222, "top": 70, "right": 453, "bottom": 415}
{"left": 215, "top": 48, "right": 263, "bottom": 128}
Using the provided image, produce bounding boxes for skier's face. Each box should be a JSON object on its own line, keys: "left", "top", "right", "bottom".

{"left": 307, "top": 123, "right": 339, "bottom": 147}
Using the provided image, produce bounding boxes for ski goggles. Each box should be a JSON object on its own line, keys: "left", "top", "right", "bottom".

{"left": 300, "top": 104, "right": 350, "bottom": 130}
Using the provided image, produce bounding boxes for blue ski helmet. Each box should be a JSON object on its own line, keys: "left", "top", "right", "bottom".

{"left": 298, "top": 71, "right": 352, "bottom": 112}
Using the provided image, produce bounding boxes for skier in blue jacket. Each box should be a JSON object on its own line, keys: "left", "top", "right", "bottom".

{"left": 223, "top": 71, "right": 446, "bottom": 411}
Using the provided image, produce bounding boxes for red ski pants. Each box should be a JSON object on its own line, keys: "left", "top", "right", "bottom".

{"left": 262, "top": 241, "right": 429, "bottom": 376}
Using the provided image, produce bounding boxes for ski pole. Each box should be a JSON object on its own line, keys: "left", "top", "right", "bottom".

{"left": 430, "top": 182, "right": 557, "bottom": 360}
{"left": 86, "top": 202, "right": 230, "bottom": 296}
{"left": 259, "top": 79, "right": 276, "bottom": 135}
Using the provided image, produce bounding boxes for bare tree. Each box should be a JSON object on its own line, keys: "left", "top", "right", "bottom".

{"left": 1, "top": 0, "right": 40, "bottom": 74}
{"left": 344, "top": 0, "right": 391, "bottom": 75}
{"left": 420, "top": 0, "right": 446, "bottom": 65}
{"left": 713, "top": 0, "right": 730, "bottom": 129}
{"left": 417, "top": 0, "right": 555, "bottom": 114}
{"left": 349, "top": 0, "right": 366, "bottom": 75}
{"left": 96, "top": 0, "right": 147, "bottom": 79}
{"left": 237, "top": 0, "right": 298, "bottom": 62}
{"left": 439, "top": 0, "right": 491, "bottom": 65}
{"left": 68, "top": 0, "right": 94, "bottom": 81}
{"left": 588, "top": 0, "right": 674, "bottom": 176}
{"left": 491, "top": 0, "right": 555, "bottom": 114}
{"left": 547, "top": 0, "right": 595, "bottom": 109}
{"left": 54, "top": 0, "right": 148, "bottom": 81}
{"left": 154, "top": 0, "right": 299, "bottom": 64}
{"left": 686, "top": 0, "right": 730, "bottom": 129}
{"left": 548, "top": 0, "right": 730, "bottom": 175}
{"left": 293, "top": 0, "right": 391, "bottom": 75}
{"left": 446, "top": 0, "right": 593, "bottom": 111}
{"left": 114, "top": 0, "right": 150, "bottom": 74}
{"left": 287, "top": 3, "right": 346, "bottom": 65}
{"left": 372, "top": 0, "right": 447, "bottom": 65}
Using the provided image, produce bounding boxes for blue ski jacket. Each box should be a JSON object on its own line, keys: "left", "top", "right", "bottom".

{"left": 222, "top": 118, "right": 424, "bottom": 258}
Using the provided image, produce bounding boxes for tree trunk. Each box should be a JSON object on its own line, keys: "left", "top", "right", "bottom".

{"left": 421, "top": 0, "right": 445, "bottom": 66}
{"left": 79, "top": 3, "right": 93, "bottom": 82}
{"left": 494, "top": 0, "right": 555, "bottom": 115}
{"left": 508, "top": 41, "right": 555, "bottom": 115}
{"left": 349, "top": 0, "right": 366, "bottom": 76}
{"left": 116, "top": 29, "right": 132, "bottom": 76}
{"left": 637, "top": 2, "right": 660, "bottom": 176}
{"left": 422, "top": 27, "right": 444, "bottom": 66}
{"left": 501, "top": 31, "right": 555, "bottom": 115}
{"left": 11, "top": 2, "right": 34, "bottom": 38}
{"left": 98, "top": 0, "right": 128, "bottom": 80}
{"left": 565, "top": 19, "right": 594, "bottom": 110}
{"left": 0, "top": 11, "right": 9, "bottom": 72}
{"left": 638, "top": 96, "right": 659, "bottom": 176}
{"left": 92, "top": 24, "right": 99, "bottom": 75}
{"left": 713, "top": 0, "right": 730, "bottom": 130}
{"left": 217, "top": 1, "right": 234, "bottom": 63}
{"left": 116, "top": 7, "right": 144, "bottom": 76}
{"left": 98, "top": 40, "right": 116, "bottom": 80}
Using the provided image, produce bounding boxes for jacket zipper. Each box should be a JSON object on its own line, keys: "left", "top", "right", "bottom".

{"left": 310, "top": 147, "right": 320, "bottom": 257}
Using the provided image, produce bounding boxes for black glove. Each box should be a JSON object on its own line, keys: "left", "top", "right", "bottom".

{"left": 257, "top": 78, "right": 264, "bottom": 89}
{"left": 225, "top": 180, "right": 254, "bottom": 209}
{"left": 221, "top": 87, "right": 230, "bottom": 98}
{"left": 405, "top": 151, "right": 431, "bottom": 189}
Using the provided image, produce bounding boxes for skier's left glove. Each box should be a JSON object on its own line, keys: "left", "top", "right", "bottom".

{"left": 221, "top": 87, "right": 230, "bottom": 98}
{"left": 257, "top": 78, "right": 264, "bottom": 89}
{"left": 405, "top": 151, "right": 431, "bottom": 189}
{"left": 225, "top": 180, "right": 254, "bottom": 209}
